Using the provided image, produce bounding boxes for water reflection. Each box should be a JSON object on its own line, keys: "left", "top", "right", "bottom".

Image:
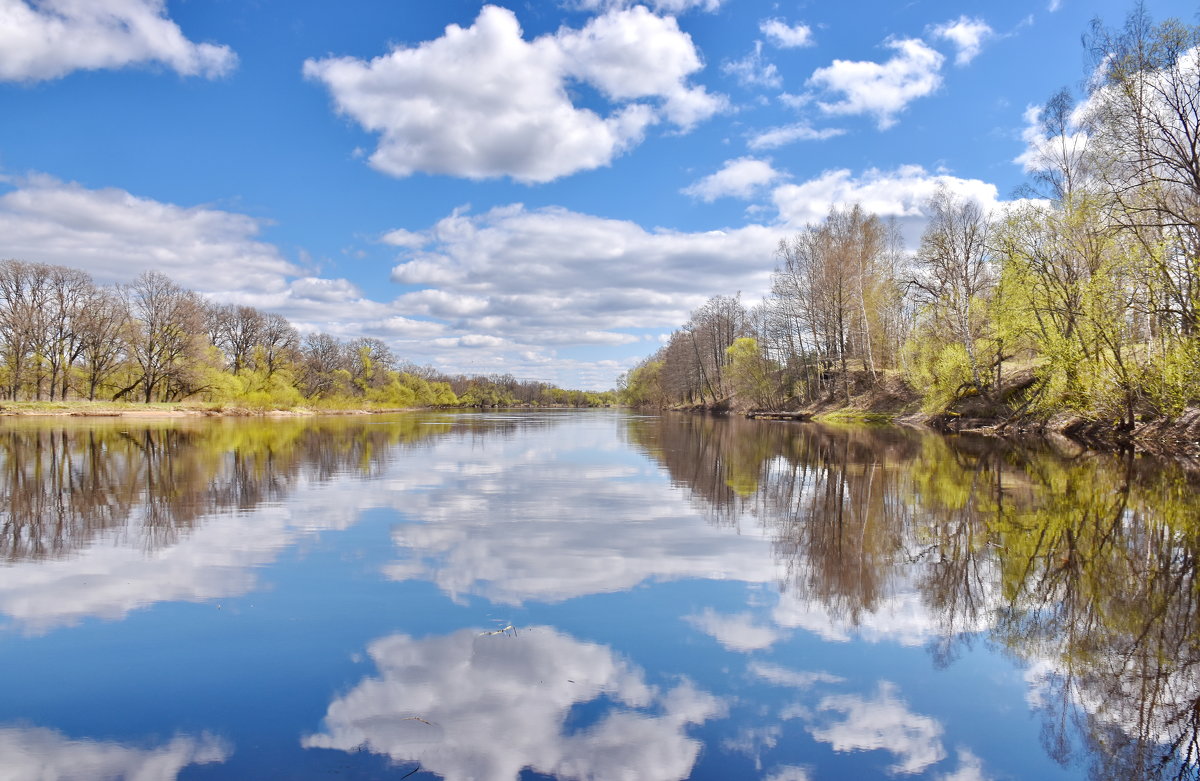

{"left": 0, "top": 414, "right": 530, "bottom": 632}
{"left": 4, "top": 411, "right": 1200, "bottom": 779}
{"left": 0, "top": 725, "right": 229, "bottom": 779}
{"left": 626, "top": 415, "right": 1200, "bottom": 781}
{"left": 383, "top": 417, "right": 779, "bottom": 603}
{"left": 304, "top": 626, "right": 722, "bottom": 781}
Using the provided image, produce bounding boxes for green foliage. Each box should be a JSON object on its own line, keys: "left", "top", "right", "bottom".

{"left": 619, "top": 360, "right": 666, "bottom": 407}
{"left": 1141, "top": 339, "right": 1200, "bottom": 418}
{"left": 901, "top": 330, "right": 975, "bottom": 412}
{"left": 725, "top": 337, "right": 780, "bottom": 409}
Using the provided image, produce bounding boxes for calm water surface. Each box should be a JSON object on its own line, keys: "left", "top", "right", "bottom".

{"left": 1, "top": 410, "right": 1198, "bottom": 780}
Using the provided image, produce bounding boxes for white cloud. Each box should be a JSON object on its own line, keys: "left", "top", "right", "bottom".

{"left": 0, "top": 726, "right": 230, "bottom": 780}
{"left": 557, "top": 5, "right": 726, "bottom": 129}
{"left": 931, "top": 16, "right": 993, "bottom": 66}
{"left": 380, "top": 228, "right": 427, "bottom": 249}
{"left": 303, "top": 626, "right": 722, "bottom": 781}
{"left": 0, "top": 0, "right": 236, "bottom": 82}
{"left": 809, "top": 38, "right": 944, "bottom": 129}
{"left": 936, "top": 748, "right": 991, "bottom": 781}
{"left": 386, "top": 203, "right": 778, "bottom": 371}
{"left": 723, "top": 40, "right": 781, "bottom": 89}
{"left": 572, "top": 0, "right": 724, "bottom": 13}
{"left": 0, "top": 176, "right": 640, "bottom": 388}
{"left": 764, "top": 767, "right": 812, "bottom": 781}
{"left": 748, "top": 123, "right": 845, "bottom": 150}
{"left": 809, "top": 682, "right": 947, "bottom": 775}
{"left": 684, "top": 608, "right": 783, "bottom": 651}
{"left": 0, "top": 175, "right": 444, "bottom": 346}
{"left": 748, "top": 661, "right": 844, "bottom": 689}
{"left": 304, "top": 5, "right": 723, "bottom": 183}
{"left": 771, "top": 164, "right": 1001, "bottom": 246}
{"left": 0, "top": 174, "right": 298, "bottom": 296}
{"left": 1013, "top": 103, "right": 1089, "bottom": 175}
{"left": 683, "top": 157, "right": 783, "bottom": 201}
{"left": 760, "top": 19, "right": 814, "bottom": 49}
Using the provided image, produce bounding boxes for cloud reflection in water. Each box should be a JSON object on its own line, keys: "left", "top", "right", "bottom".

{"left": 303, "top": 626, "right": 722, "bottom": 781}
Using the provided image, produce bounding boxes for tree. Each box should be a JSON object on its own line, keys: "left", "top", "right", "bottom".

{"left": 912, "top": 187, "right": 995, "bottom": 392}
{"left": 1084, "top": 5, "right": 1200, "bottom": 336}
{"left": 208, "top": 304, "right": 265, "bottom": 374}
{"left": 300, "top": 332, "right": 348, "bottom": 399}
{"left": 44, "top": 265, "right": 95, "bottom": 401}
{"left": 0, "top": 260, "right": 52, "bottom": 400}
{"left": 118, "top": 271, "right": 207, "bottom": 402}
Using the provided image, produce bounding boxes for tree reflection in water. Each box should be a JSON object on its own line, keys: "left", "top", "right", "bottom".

{"left": 625, "top": 414, "right": 1200, "bottom": 781}
{"left": 0, "top": 413, "right": 526, "bottom": 563}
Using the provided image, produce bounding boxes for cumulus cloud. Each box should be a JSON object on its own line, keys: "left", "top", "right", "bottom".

{"left": 748, "top": 123, "right": 845, "bottom": 150}
{"left": 0, "top": 0, "right": 236, "bottom": 81}
{"left": 684, "top": 608, "right": 783, "bottom": 651}
{"left": 303, "top": 626, "right": 722, "bottom": 781}
{"left": 0, "top": 174, "right": 297, "bottom": 296}
{"left": 0, "top": 176, "right": 636, "bottom": 387}
{"left": 931, "top": 16, "right": 994, "bottom": 66}
{"left": 387, "top": 202, "right": 778, "bottom": 352}
{"left": 809, "top": 682, "right": 947, "bottom": 775}
{"left": 380, "top": 228, "right": 427, "bottom": 249}
{"left": 771, "top": 164, "right": 1001, "bottom": 247}
{"left": 723, "top": 41, "right": 781, "bottom": 89}
{"left": 682, "top": 157, "right": 783, "bottom": 202}
{"left": 1013, "top": 102, "right": 1089, "bottom": 175}
{"left": 809, "top": 38, "right": 944, "bottom": 128}
{"left": 0, "top": 725, "right": 230, "bottom": 779}
{"left": 304, "top": 5, "right": 723, "bottom": 183}
{"left": 760, "top": 19, "right": 814, "bottom": 49}
{"left": 0, "top": 176, "right": 433, "bottom": 349}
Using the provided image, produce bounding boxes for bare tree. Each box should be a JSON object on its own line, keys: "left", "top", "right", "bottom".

{"left": 257, "top": 312, "right": 299, "bottom": 379}
{"left": 209, "top": 304, "right": 266, "bottom": 373}
{"left": 117, "top": 271, "right": 206, "bottom": 402}
{"left": 913, "top": 187, "right": 995, "bottom": 390}
{"left": 300, "top": 332, "right": 347, "bottom": 398}
{"left": 0, "top": 260, "right": 52, "bottom": 400}
{"left": 76, "top": 287, "right": 128, "bottom": 401}
{"left": 44, "top": 265, "right": 95, "bottom": 401}
{"left": 1084, "top": 5, "right": 1200, "bottom": 335}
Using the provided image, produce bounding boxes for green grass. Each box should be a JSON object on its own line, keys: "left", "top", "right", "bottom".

{"left": 812, "top": 410, "right": 896, "bottom": 424}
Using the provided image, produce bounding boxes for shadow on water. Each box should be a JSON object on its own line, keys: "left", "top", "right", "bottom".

{"left": 625, "top": 413, "right": 1200, "bottom": 781}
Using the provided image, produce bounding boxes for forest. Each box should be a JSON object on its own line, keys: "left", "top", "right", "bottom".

{"left": 620, "top": 8, "right": 1200, "bottom": 432}
{"left": 0, "top": 262, "right": 615, "bottom": 410}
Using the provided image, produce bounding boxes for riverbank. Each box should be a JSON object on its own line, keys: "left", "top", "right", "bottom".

{"left": 0, "top": 401, "right": 619, "bottom": 418}
{"left": 0, "top": 401, "right": 422, "bottom": 418}
{"left": 667, "top": 369, "right": 1200, "bottom": 458}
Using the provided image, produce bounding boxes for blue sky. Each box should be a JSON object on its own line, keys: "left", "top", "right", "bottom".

{"left": 0, "top": 0, "right": 1191, "bottom": 389}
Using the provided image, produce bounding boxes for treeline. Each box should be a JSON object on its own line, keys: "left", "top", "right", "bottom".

{"left": 622, "top": 7, "right": 1200, "bottom": 428}
{"left": 0, "top": 262, "right": 615, "bottom": 409}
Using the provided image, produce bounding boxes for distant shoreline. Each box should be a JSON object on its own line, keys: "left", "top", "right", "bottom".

{"left": 0, "top": 402, "right": 425, "bottom": 418}
{"left": 0, "top": 402, "right": 613, "bottom": 418}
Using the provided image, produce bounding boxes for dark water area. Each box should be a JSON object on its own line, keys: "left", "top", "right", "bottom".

{"left": 1, "top": 410, "right": 1199, "bottom": 780}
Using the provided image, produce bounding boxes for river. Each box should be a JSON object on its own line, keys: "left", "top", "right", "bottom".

{"left": 0, "top": 410, "right": 1197, "bottom": 780}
